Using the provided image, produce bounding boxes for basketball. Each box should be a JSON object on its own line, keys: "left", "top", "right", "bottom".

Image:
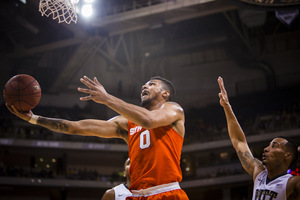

{"left": 3, "top": 74, "right": 42, "bottom": 112}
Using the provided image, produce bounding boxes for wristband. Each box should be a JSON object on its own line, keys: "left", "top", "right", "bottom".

{"left": 29, "top": 114, "right": 40, "bottom": 124}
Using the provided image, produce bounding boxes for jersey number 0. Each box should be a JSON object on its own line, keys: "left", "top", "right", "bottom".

{"left": 140, "top": 130, "right": 151, "bottom": 149}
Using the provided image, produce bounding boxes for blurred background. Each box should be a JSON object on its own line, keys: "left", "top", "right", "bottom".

{"left": 0, "top": 0, "right": 300, "bottom": 199}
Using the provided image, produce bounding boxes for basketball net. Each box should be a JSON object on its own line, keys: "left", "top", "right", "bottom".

{"left": 39, "top": 0, "right": 79, "bottom": 24}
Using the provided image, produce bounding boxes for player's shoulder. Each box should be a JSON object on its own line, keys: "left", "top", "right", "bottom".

{"left": 108, "top": 115, "right": 127, "bottom": 122}
{"left": 164, "top": 101, "right": 181, "bottom": 106}
{"left": 288, "top": 175, "right": 300, "bottom": 186}
{"left": 252, "top": 166, "right": 266, "bottom": 182}
{"left": 101, "top": 188, "right": 115, "bottom": 200}
{"left": 108, "top": 115, "right": 128, "bottom": 127}
{"left": 163, "top": 101, "right": 184, "bottom": 112}
{"left": 108, "top": 115, "right": 129, "bottom": 142}
{"left": 287, "top": 175, "right": 300, "bottom": 199}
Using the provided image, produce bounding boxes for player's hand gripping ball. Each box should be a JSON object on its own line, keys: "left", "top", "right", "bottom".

{"left": 3, "top": 74, "right": 41, "bottom": 112}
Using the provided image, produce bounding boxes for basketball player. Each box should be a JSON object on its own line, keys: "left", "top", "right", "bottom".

{"left": 218, "top": 76, "right": 300, "bottom": 200}
{"left": 7, "top": 76, "right": 189, "bottom": 200}
{"left": 101, "top": 158, "right": 132, "bottom": 200}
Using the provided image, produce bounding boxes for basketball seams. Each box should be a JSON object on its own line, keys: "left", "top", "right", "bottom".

{"left": 19, "top": 78, "right": 37, "bottom": 91}
{"left": 4, "top": 74, "right": 42, "bottom": 111}
{"left": 10, "top": 99, "right": 35, "bottom": 107}
{"left": 7, "top": 75, "right": 38, "bottom": 91}
{"left": 8, "top": 81, "right": 19, "bottom": 91}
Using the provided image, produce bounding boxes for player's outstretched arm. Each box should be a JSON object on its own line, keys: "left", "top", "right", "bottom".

{"left": 6, "top": 104, "right": 129, "bottom": 143}
{"left": 218, "top": 77, "right": 265, "bottom": 178}
{"left": 78, "top": 76, "right": 184, "bottom": 134}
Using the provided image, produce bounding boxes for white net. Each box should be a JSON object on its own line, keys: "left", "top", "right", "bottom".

{"left": 39, "top": 0, "right": 79, "bottom": 24}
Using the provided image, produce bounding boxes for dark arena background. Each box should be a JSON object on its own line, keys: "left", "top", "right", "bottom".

{"left": 1, "top": 0, "right": 300, "bottom": 199}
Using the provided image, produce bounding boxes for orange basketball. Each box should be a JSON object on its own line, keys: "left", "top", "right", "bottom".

{"left": 3, "top": 74, "right": 42, "bottom": 112}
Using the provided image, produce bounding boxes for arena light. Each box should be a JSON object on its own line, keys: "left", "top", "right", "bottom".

{"left": 81, "top": 4, "right": 93, "bottom": 17}
{"left": 84, "top": 0, "right": 94, "bottom": 3}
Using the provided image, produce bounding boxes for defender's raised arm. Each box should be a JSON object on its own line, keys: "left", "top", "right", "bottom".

{"left": 218, "top": 76, "right": 264, "bottom": 179}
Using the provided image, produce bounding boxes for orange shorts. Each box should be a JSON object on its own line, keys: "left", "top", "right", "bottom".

{"left": 126, "top": 182, "right": 189, "bottom": 200}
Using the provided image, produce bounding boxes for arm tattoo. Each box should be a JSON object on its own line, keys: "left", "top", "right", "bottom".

{"left": 254, "top": 158, "right": 265, "bottom": 170}
{"left": 244, "top": 151, "right": 252, "bottom": 159}
{"left": 237, "top": 150, "right": 251, "bottom": 169}
{"left": 237, "top": 150, "right": 265, "bottom": 171}
{"left": 38, "top": 117, "right": 69, "bottom": 132}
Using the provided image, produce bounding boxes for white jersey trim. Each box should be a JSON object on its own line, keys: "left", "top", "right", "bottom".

{"left": 131, "top": 182, "right": 181, "bottom": 197}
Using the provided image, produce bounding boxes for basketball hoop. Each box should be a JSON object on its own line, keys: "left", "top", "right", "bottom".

{"left": 39, "top": 0, "right": 79, "bottom": 24}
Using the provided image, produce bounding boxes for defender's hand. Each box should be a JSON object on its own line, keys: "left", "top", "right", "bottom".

{"left": 6, "top": 103, "right": 32, "bottom": 122}
{"left": 218, "top": 76, "right": 230, "bottom": 107}
{"left": 78, "top": 76, "right": 110, "bottom": 104}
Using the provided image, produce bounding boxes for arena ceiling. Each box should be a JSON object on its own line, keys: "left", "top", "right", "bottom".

{"left": 0, "top": 0, "right": 300, "bottom": 107}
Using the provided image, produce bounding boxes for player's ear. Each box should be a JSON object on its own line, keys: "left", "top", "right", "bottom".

{"left": 162, "top": 90, "right": 170, "bottom": 100}
{"left": 285, "top": 152, "right": 292, "bottom": 162}
{"left": 123, "top": 170, "right": 126, "bottom": 177}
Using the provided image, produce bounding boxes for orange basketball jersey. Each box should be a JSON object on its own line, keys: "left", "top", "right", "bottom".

{"left": 128, "top": 121, "right": 183, "bottom": 191}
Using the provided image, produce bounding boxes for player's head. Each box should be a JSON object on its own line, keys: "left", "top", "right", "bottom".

{"left": 278, "top": 136, "right": 299, "bottom": 168}
{"left": 123, "top": 158, "right": 130, "bottom": 179}
{"left": 262, "top": 137, "right": 298, "bottom": 169}
{"left": 140, "top": 76, "right": 176, "bottom": 107}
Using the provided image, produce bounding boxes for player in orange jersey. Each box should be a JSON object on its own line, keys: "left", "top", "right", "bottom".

{"left": 7, "top": 76, "right": 189, "bottom": 200}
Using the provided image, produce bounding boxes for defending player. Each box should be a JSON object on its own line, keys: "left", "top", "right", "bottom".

{"left": 218, "top": 76, "right": 300, "bottom": 200}
{"left": 101, "top": 158, "right": 132, "bottom": 200}
{"left": 7, "top": 76, "right": 189, "bottom": 200}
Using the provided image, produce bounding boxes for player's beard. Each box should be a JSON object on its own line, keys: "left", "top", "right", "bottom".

{"left": 140, "top": 97, "right": 151, "bottom": 107}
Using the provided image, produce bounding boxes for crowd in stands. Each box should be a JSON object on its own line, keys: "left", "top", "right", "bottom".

{"left": 66, "top": 168, "right": 123, "bottom": 182}
{"left": 0, "top": 164, "right": 125, "bottom": 183}
{"left": 196, "top": 167, "right": 246, "bottom": 180}
{"left": 0, "top": 162, "right": 247, "bottom": 182}
{"left": 184, "top": 95, "right": 300, "bottom": 144}
{"left": 0, "top": 165, "right": 54, "bottom": 179}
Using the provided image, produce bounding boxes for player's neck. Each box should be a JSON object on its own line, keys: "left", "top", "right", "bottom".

{"left": 144, "top": 99, "right": 165, "bottom": 111}
{"left": 126, "top": 178, "right": 131, "bottom": 188}
{"left": 266, "top": 165, "right": 288, "bottom": 180}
